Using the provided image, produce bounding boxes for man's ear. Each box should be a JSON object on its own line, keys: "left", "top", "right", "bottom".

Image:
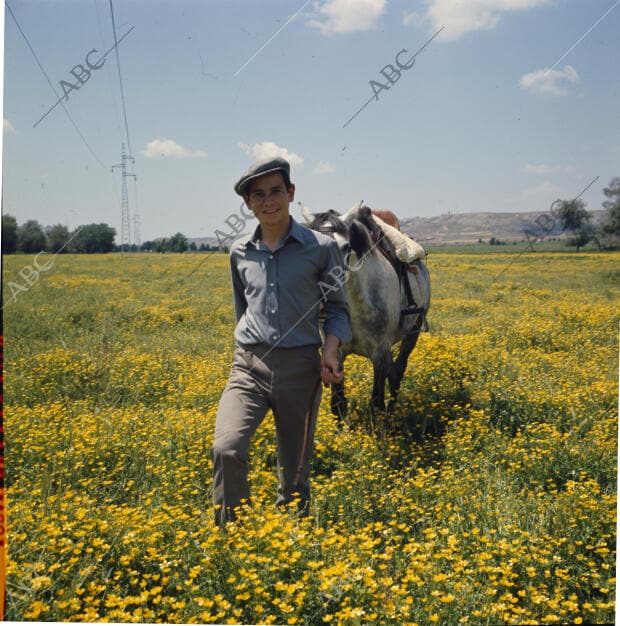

{"left": 288, "top": 184, "right": 296, "bottom": 202}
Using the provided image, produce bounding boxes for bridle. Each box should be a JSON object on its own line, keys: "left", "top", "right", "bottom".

{"left": 315, "top": 223, "right": 353, "bottom": 267}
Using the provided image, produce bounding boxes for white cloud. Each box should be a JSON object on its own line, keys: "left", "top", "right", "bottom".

{"left": 513, "top": 180, "right": 564, "bottom": 214}
{"left": 238, "top": 141, "right": 304, "bottom": 166}
{"left": 402, "top": 10, "right": 424, "bottom": 27}
{"left": 418, "top": 0, "right": 552, "bottom": 42}
{"left": 522, "top": 180, "right": 562, "bottom": 204}
{"left": 519, "top": 64, "right": 579, "bottom": 96}
{"left": 313, "top": 161, "right": 336, "bottom": 174}
{"left": 525, "top": 163, "right": 561, "bottom": 175}
{"left": 307, "top": 0, "right": 386, "bottom": 35}
{"left": 3, "top": 118, "right": 16, "bottom": 133}
{"left": 141, "top": 138, "right": 207, "bottom": 158}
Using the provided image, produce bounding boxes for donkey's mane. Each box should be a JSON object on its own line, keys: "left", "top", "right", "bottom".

{"left": 308, "top": 210, "right": 348, "bottom": 236}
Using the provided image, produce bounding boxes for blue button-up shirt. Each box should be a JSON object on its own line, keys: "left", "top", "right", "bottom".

{"left": 229, "top": 217, "right": 352, "bottom": 348}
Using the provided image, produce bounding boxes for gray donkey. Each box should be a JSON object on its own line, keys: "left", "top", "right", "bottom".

{"left": 302, "top": 202, "right": 431, "bottom": 415}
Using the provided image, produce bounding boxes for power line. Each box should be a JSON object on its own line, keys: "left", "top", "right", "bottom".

{"left": 108, "top": 0, "right": 133, "bottom": 157}
{"left": 93, "top": 0, "right": 133, "bottom": 241}
{"left": 108, "top": 0, "right": 140, "bottom": 248}
{"left": 93, "top": 0, "right": 125, "bottom": 142}
{"left": 32, "top": 25, "right": 134, "bottom": 128}
{"left": 5, "top": 0, "right": 109, "bottom": 170}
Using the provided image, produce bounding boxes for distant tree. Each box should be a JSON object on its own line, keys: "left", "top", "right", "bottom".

{"left": 145, "top": 234, "right": 189, "bottom": 253}
{"left": 18, "top": 219, "right": 47, "bottom": 253}
{"left": 2, "top": 214, "right": 18, "bottom": 253}
{"left": 141, "top": 240, "right": 154, "bottom": 251}
{"left": 153, "top": 239, "right": 167, "bottom": 253}
{"left": 46, "top": 224, "right": 71, "bottom": 253}
{"left": 188, "top": 241, "right": 197, "bottom": 251}
{"left": 489, "top": 237, "right": 506, "bottom": 245}
{"left": 601, "top": 177, "right": 620, "bottom": 240}
{"left": 568, "top": 231, "right": 591, "bottom": 252}
{"left": 555, "top": 199, "right": 592, "bottom": 252}
{"left": 69, "top": 223, "right": 116, "bottom": 253}
{"left": 602, "top": 177, "right": 620, "bottom": 211}
{"left": 168, "top": 232, "right": 188, "bottom": 253}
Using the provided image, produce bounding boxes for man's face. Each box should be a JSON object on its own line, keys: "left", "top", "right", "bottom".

{"left": 244, "top": 172, "right": 295, "bottom": 229}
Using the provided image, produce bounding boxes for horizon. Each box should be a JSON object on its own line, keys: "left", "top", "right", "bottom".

{"left": 2, "top": 203, "right": 608, "bottom": 243}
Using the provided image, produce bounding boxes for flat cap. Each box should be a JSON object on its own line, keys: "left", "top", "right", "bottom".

{"left": 234, "top": 156, "right": 291, "bottom": 196}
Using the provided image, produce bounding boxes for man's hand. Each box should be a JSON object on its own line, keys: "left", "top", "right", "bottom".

{"left": 321, "top": 334, "right": 344, "bottom": 385}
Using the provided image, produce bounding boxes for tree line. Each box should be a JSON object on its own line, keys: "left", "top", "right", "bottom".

{"left": 2, "top": 178, "right": 618, "bottom": 254}
{"left": 541, "top": 178, "right": 620, "bottom": 251}
{"left": 140, "top": 236, "right": 229, "bottom": 253}
{"left": 0, "top": 216, "right": 228, "bottom": 255}
{"left": 1, "top": 217, "right": 116, "bottom": 254}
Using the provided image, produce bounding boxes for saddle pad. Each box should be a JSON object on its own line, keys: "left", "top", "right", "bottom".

{"left": 371, "top": 214, "right": 427, "bottom": 263}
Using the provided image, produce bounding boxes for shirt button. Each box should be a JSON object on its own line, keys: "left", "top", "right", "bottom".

{"left": 271, "top": 308, "right": 276, "bottom": 314}
{"left": 272, "top": 334, "right": 278, "bottom": 340}
{"left": 269, "top": 254, "right": 274, "bottom": 259}
{"left": 268, "top": 282, "right": 274, "bottom": 287}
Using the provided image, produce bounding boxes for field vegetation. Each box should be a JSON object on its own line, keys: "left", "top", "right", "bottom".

{"left": 425, "top": 238, "right": 605, "bottom": 254}
{"left": 3, "top": 249, "right": 618, "bottom": 624}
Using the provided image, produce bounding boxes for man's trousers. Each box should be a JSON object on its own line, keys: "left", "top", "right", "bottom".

{"left": 211, "top": 343, "right": 322, "bottom": 526}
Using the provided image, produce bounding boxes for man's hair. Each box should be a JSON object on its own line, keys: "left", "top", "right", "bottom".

{"left": 280, "top": 170, "right": 292, "bottom": 190}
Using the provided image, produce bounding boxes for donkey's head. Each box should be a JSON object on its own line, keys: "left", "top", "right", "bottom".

{"left": 300, "top": 201, "right": 380, "bottom": 263}
{"left": 300, "top": 203, "right": 350, "bottom": 257}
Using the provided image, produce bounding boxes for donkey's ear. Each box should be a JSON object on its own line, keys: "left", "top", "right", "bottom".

{"left": 299, "top": 202, "right": 314, "bottom": 224}
{"left": 349, "top": 220, "right": 370, "bottom": 258}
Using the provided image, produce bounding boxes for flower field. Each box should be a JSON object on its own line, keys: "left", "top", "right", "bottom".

{"left": 3, "top": 249, "right": 618, "bottom": 625}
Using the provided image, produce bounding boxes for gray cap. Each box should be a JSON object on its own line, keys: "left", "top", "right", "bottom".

{"left": 234, "top": 156, "right": 291, "bottom": 196}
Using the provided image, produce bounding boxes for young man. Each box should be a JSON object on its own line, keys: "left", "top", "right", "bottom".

{"left": 211, "top": 156, "right": 352, "bottom": 525}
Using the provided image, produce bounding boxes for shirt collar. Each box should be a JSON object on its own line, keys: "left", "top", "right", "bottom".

{"left": 245, "top": 216, "right": 306, "bottom": 249}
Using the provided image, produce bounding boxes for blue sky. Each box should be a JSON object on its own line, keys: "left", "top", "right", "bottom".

{"left": 2, "top": 0, "right": 619, "bottom": 242}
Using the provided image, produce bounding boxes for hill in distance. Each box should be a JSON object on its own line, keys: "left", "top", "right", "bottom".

{"left": 399, "top": 210, "right": 606, "bottom": 244}
{"left": 188, "top": 209, "right": 607, "bottom": 247}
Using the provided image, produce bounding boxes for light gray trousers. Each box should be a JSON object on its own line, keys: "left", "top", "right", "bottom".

{"left": 211, "top": 344, "right": 322, "bottom": 525}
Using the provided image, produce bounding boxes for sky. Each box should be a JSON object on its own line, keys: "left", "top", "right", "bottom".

{"left": 1, "top": 0, "right": 619, "bottom": 243}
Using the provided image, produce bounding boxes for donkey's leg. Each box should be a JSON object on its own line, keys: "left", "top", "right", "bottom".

{"left": 331, "top": 379, "right": 347, "bottom": 419}
{"left": 371, "top": 348, "right": 392, "bottom": 411}
{"left": 388, "top": 322, "right": 423, "bottom": 410}
{"left": 330, "top": 354, "right": 348, "bottom": 419}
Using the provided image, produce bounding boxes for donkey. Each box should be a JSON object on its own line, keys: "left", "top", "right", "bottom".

{"left": 302, "top": 202, "right": 431, "bottom": 415}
